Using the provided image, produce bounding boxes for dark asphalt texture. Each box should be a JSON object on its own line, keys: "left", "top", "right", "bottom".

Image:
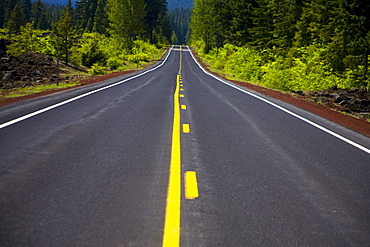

{"left": 1, "top": 47, "right": 370, "bottom": 246}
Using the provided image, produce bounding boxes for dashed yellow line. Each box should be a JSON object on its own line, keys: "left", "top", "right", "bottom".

{"left": 185, "top": 171, "right": 199, "bottom": 199}
{"left": 183, "top": 124, "right": 190, "bottom": 133}
{"left": 181, "top": 105, "right": 187, "bottom": 110}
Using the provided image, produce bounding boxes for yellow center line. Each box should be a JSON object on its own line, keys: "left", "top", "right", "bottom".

{"left": 181, "top": 105, "right": 187, "bottom": 110}
{"left": 162, "top": 74, "right": 182, "bottom": 247}
{"left": 178, "top": 45, "right": 183, "bottom": 75}
{"left": 185, "top": 171, "right": 199, "bottom": 199}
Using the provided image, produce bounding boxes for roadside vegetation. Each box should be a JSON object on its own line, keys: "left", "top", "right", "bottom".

{"left": 0, "top": 0, "right": 171, "bottom": 99}
{"left": 190, "top": 0, "right": 370, "bottom": 92}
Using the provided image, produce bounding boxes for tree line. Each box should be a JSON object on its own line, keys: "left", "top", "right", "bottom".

{"left": 169, "top": 8, "right": 191, "bottom": 45}
{"left": 0, "top": 0, "right": 64, "bottom": 31}
{"left": 191, "top": 0, "right": 370, "bottom": 89}
{"left": 0, "top": 0, "right": 175, "bottom": 76}
{"left": 1, "top": 0, "right": 171, "bottom": 45}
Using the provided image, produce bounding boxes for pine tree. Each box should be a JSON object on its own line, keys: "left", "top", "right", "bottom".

{"left": 224, "top": 0, "right": 255, "bottom": 46}
{"left": 93, "top": 0, "right": 108, "bottom": 34}
{"left": 169, "top": 8, "right": 191, "bottom": 45}
{"left": 191, "top": 0, "right": 220, "bottom": 52}
{"left": 144, "top": 0, "right": 168, "bottom": 44}
{"left": 294, "top": 0, "right": 335, "bottom": 47}
{"left": 107, "top": 0, "right": 146, "bottom": 50}
{"left": 249, "top": 0, "right": 274, "bottom": 48}
{"left": 31, "top": 0, "right": 48, "bottom": 30}
{"left": 268, "top": 0, "right": 304, "bottom": 48}
{"left": 21, "top": 0, "right": 32, "bottom": 23}
{"left": 51, "top": 7, "right": 75, "bottom": 65}
{"left": 6, "top": 4, "right": 26, "bottom": 34}
{"left": 171, "top": 31, "right": 179, "bottom": 44}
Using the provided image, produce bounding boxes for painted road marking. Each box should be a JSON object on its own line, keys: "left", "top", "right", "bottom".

{"left": 180, "top": 94, "right": 185, "bottom": 98}
{"left": 181, "top": 105, "right": 187, "bottom": 110}
{"left": 185, "top": 171, "right": 199, "bottom": 199}
{"left": 183, "top": 124, "right": 190, "bottom": 133}
{"left": 180, "top": 88, "right": 184, "bottom": 91}
{"left": 162, "top": 76, "right": 182, "bottom": 246}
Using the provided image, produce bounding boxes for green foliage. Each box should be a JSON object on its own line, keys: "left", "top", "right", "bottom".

{"left": 7, "top": 22, "right": 42, "bottom": 55}
{"left": 107, "top": 0, "right": 146, "bottom": 51}
{"left": 201, "top": 44, "right": 367, "bottom": 92}
{"left": 171, "top": 31, "right": 179, "bottom": 45}
{"left": 78, "top": 32, "right": 107, "bottom": 67}
{"left": 107, "top": 57, "right": 122, "bottom": 70}
{"left": 169, "top": 8, "right": 191, "bottom": 44}
{"left": 6, "top": 4, "right": 25, "bottom": 34}
{"left": 31, "top": 0, "right": 48, "bottom": 30}
{"left": 50, "top": 7, "right": 75, "bottom": 64}
{"left": 88, "top": 63, "right": 107, "bottom": 75}
{"left": 192, "top": 0, "right": 370, "bottom": 89}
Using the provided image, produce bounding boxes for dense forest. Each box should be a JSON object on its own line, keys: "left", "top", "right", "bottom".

{"left": 191, "top": 0, "right": 370, "bottom": 91}
{"left": 0, "top": 0, "right": 172, "bottom": 74}
{"left": 169, "top": 8, "right": 191, "bottom": 44}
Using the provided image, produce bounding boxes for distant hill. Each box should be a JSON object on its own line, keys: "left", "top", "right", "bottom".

{"left": 167, "top": 0, "right": 193, "bottom": 10}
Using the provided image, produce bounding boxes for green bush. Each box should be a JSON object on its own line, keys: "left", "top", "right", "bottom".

{"left": 200, "top": 44, "right": 364, "bottom": 92}
{"left": 88, "top": 63, "right": 106, "bottom": 75}
{"left": 107, "top": 57, "right": 123, "bottom": 70}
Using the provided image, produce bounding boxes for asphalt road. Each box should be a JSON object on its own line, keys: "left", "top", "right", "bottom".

{"left": 1, "top": 46, "right": 370, "bottom": 246}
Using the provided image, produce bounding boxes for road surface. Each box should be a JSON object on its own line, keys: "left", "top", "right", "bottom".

{"left": 1, "top": 46, "right": 370, "bottom": 246}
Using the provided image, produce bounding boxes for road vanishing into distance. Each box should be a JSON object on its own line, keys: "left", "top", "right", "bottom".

{"left": 1, "top": 46, "right": 370, "bottom": 246}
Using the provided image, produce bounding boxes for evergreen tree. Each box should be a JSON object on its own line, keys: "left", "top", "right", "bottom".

{"left": 93, "top": 0, "right": 109, "bottom": 34}
{"left": 169, "top": 8, "right": 191, "bottom": 45}
{"left": 190, "top": 0, "right": 220, "bottom": 52}
{"left": 249, "top": 0, "right": 274, "bottom": 48}
{"left": 144, "top": 0, "right": 168, "bottom": 44}
{"left": 171, "top": 31, "right": 178, "bottom": 44}
{"left": 6, "top": 4, "right": 26, "bottom": 34}
{"left": 107, "top": 0, "right": 146, "bottom": 50}
{"left": 224, "top": 0, "right": 255, "bottom": 46}
{"left": 75, "top": 0, "right": 91, "bottom": 33}
{"left": 21, "top": 0, "right": 32, "bottom": 23}
{"left": 31, "top": 0, "right": 48, "bottom": 30}
{"left": 268, "top": 0, "right": 304, "bottom": 48}
{"left": 294, "top": 0, "right": 335, "bottom": 47}
{"left": 51, "top": 7, "right": 75, "bottom": 65}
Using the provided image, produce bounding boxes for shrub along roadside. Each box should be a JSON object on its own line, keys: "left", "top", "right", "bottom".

{"left": 200, "top": 44, "right": 369, "bottom": 92}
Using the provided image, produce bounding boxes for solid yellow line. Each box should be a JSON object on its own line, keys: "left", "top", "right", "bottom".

{"left": 178, "top": 46, "right": 183, "bottom": 74}
{"left": 162, "top": 75, "right": 182, "bottom": 247}
{"left": 185, "top": 171, "right": 199, "bottom": 199}
{"left": 183, "top": 124, "right": 190, "bottom": 133}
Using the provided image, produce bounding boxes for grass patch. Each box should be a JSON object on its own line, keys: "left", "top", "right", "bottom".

{"left": 0, "top": 82, "right": 80, "bottom": 99}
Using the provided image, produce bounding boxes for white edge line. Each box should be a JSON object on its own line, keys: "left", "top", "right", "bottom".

{"left": 187, "top": 46, "right": 370, "bottom": 155}
{"left": 0, "top": 46, "right": 175, "bottom": 130}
